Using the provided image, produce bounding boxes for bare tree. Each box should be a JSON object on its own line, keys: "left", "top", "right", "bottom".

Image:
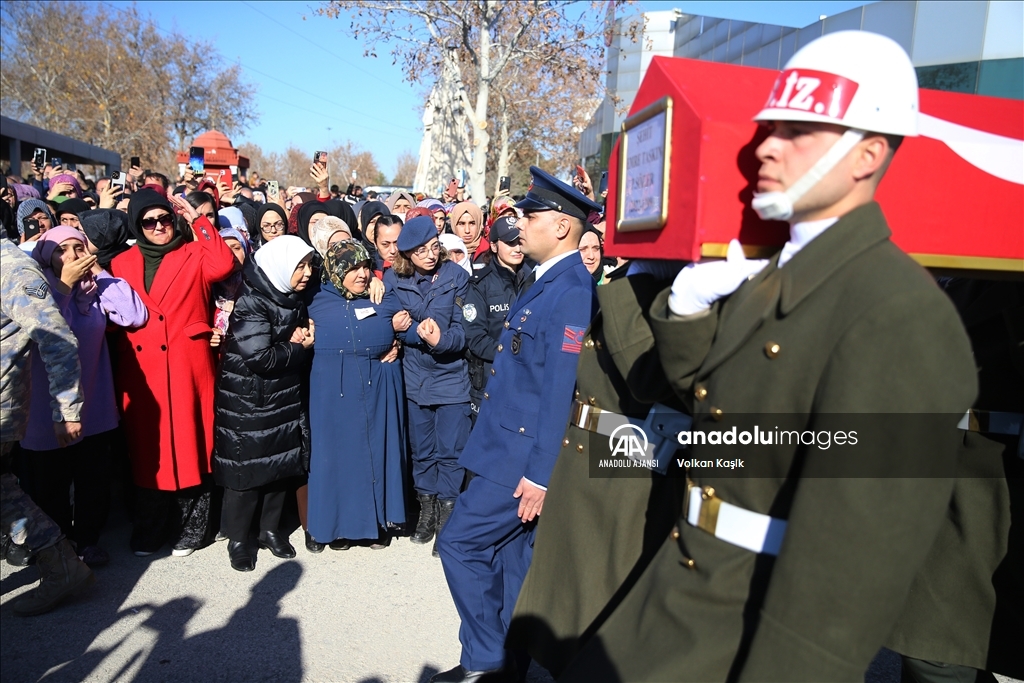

{"left": 391, "top": 150, "right": 419, "bottom": 186}
{"left": 166, "top": 51, "right": 259, "bottom": 152}
{"left": 318, "top": 0, "right": 616, "bottom": 202}
{"left": 1, "top": 1, "right": 258, "bottom": 175}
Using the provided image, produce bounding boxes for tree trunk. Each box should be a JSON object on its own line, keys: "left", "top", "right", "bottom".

{"left": 497, "top": 98, "right": 511, "bottom": 180}
{"left": 468, "top": 2, "right": 493, "bottom": 204}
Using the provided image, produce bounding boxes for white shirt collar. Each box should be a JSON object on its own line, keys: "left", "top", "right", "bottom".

{"left": 777, "top": 217, "right": 839, "bottom": 268}
{"left": 533, "top": 249, "right": 579, "bottom": 280}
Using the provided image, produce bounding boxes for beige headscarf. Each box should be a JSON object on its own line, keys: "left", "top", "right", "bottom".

{"left": 385, "top": 191, "right": 416, "bottom": 214}
{"left": 450, "top": 201, "right": 485, "bottom": 251}
{"left": 309, "top": 215, "right": 352, "bottom": 257}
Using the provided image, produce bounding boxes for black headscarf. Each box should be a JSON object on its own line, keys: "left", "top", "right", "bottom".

{"left": 127, "top": 189, "right": 183, "bottom": 291}
{"left": 253, "top": 203, "right": 288, "bottom": 248}
{"left": 322, "top": 199, "right": 361, "bottom": 241}
{"left": 80, "top": 208, "right": 131, "bottom": 269}
{"left": 297, "top": 201, "right": 331, "bottom": 247}
{"left": 358, "top": 201, "right": 390, "bottom": 235}
{"left": 54, "top": 198, "right": 90, "bottom": 219}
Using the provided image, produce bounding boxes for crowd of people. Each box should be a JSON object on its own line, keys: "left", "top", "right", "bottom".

{"left": 1, "top": 26, "right": 1021, "bottom": 683}
{"left": 0, "top": 154, "right": 618, "bottom": 581}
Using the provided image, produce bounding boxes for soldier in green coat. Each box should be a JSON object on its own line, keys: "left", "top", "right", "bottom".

{"left": 520, "top": 31, "right": 981, "bottom": 682}
{"left": 508, "top": 270, "right": 687, "bottom": 676}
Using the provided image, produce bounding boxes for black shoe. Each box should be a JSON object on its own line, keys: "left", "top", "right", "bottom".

{"left": 5, "top": 541, "right": 34, "bottom": 567}
{"left": 411, "top": 493, "right": 438, "bottom": 544}
{"left": 429, "top": 665, "right": 510, "bottom": 683}
{"left": 258, "top": 530, "right": 296, "bottom": 559}
{"left": 329, "top": 538, "right": 351, "bottom": 551}
{"left": 228, "top": 540, "right": 254, "bottom": 572}
{"left": 304, "top": 530, "right": 325, "bottom": 554}
{"left": 432, "top": 499, "right": 456, "bottom": 558}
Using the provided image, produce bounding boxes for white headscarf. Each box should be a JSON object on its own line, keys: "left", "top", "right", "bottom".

{"left": 218, "top": 206, "right": 247, "bottom": 232}
{"left": 439, "top": 233, "right": 473, "bottom": 275}
{"left": 253, "top": 235, "right": 313, "bottom": 294}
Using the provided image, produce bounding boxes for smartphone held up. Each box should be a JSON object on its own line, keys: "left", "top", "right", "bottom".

{"left": 189, "top": 146, "right": 205, "bottom": 175}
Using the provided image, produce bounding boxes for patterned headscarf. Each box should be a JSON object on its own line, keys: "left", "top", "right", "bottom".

{"left": 324, "top": 239, "right": 372, "bottom": 299}
{"left": 49, "top": 173, "right": 83, "bottom": 198}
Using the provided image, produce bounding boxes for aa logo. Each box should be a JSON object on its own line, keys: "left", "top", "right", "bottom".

{"left": 608, "top": 424, "right": 649, "bottom": 459}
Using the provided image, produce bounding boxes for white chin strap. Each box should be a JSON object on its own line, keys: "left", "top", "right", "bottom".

{"left": 752, "top": 128, "right": 866, "bottom": 221}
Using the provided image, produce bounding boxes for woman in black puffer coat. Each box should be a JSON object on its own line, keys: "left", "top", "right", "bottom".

{"left": 212, "top": 235, "right": 316, "bottom": 571}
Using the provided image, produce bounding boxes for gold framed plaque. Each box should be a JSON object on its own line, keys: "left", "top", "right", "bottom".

{"left": 617, "top": 96, "right": 673, "bottom": 232}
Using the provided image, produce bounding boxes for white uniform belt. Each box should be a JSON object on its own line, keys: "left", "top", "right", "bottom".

{"left": 685, "top": 480, "right": 787, "bottom": 556}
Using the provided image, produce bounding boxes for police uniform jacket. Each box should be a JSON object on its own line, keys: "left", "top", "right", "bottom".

{"left": 559, "top": 202, "right": 979, "bottom": 682}
{"left": 463, "top": 258, "right": 518, "bottom": 396}
{"left": 383, "top": 260, "right": 470, "bottom": 406}
{"left": 459, "top": 251, "right": 596, "bottom": 489}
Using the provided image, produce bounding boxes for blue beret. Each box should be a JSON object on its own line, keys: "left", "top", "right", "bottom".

{"left": 515, "top": 166, "right": 603, "bottom": 221}
{"left": 397, "top": 215, "right": 438, "bottom": 252}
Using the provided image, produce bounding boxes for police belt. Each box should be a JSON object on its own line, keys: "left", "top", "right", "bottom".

{"left": 958, "top": 409, "right": 1024, "bottom": 459}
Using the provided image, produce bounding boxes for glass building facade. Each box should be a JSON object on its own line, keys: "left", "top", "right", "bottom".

{"left": 581, "top": 1, "right": 1024, "bottom": 170}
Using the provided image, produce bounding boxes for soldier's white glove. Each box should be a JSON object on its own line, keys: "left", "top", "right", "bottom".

{"left": 668, "top": 240, "right": 768, "bottom": 316}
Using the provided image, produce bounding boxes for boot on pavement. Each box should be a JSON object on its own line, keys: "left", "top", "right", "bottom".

{"left": 12, "top": 539, "right": 95, "bottom": 617}
{"left": 432, "top": 499, "right": 456, "bottom": 558}
{"left": 411, "top": 494, "right": 438, "bottom": 544}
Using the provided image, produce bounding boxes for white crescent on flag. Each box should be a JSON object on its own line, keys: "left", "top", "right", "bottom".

{"left": 919, "top": 113, "right": 1024, "bottom": 185}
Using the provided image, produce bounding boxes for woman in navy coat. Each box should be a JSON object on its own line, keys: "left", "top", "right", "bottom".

{"left": 383, "top": 216, "right": 472, "bottom": 556}
{"left": 307, "top": 240, "right": 407, "bottom": 549}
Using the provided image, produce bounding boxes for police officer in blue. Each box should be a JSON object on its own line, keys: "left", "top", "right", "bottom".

{"left": 463, "top": 216, "right": 525, "bottom": 422}
{"left": 432, "top": 168, "right": 601, "bottom": 683}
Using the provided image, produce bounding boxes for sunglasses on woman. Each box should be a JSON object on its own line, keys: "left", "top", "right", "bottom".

{"left": 141, "top": 214, "right": 175, "bottom": 230}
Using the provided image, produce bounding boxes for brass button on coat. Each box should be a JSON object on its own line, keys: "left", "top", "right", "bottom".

{"left": 562, "top": 438, "right": 570, "bottom": 447}
{"left": 497, "top": 344, "right": 503, "bottom": 352}
{"left": 575, "top": 444, "right": 584, "bottom": 453}
{"left": 518, "top": 427, "right": 525, "bottom": 434}
{"left": 671, "top": 526, "right": 680, "bottom": 540}
{"left": 490, "top": 368, "right": 495, "bottom": 376}
{"left": 588, "top": 396, "right": 597, "bottom": 406}
{"left": 685, "top": 558, "right": 696, "bottom": 569}
{"left": 585, "top": 339, "right": 595, "bottom": 349}
{"left": 504, "top": 321, "right": 509, "bottom": 329}
{"left": 710, "top": 407, "right": 724, "bottom": 421}
{"left": 483, "top": 392, "right": 490, "bottom": 400}
{"left": 765, "top": 341, "right": 781, "bottom": 358}
{"left": 694, "top": 385, "right": 708, "bottom": 401}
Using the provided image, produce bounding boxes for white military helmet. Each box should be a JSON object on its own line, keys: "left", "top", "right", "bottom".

{"left": 751, "top": 31, "right": 920, "bottom": 220}
{"left": 754, "top": 30, "right": 919, "bottom": 136}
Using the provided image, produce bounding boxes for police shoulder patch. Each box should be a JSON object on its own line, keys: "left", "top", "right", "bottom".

{"left": 462, "top": 303, "right": 477, "bottom": 322}
{"left": 455, "top": 295, "right": 465, "bottom": 307}
{"left": 24, "top": 283, "right": 49, "bottom": 299}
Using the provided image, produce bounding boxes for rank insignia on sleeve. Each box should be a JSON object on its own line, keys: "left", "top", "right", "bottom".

{"left": 462, "top": 303, "right": 477, "bottom": 322}
{"left": 562, "top": 325, "right": 585, "bottom": 354}
{"left": 24, "top": 283, "right": 49, "bottom": 299}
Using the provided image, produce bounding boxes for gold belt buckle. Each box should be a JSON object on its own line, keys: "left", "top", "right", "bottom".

{"left": 686, "top": 479, "right": 722, "bottom": 536}
{"left": 569, "top": 399, "right": 603, "bottom": 433}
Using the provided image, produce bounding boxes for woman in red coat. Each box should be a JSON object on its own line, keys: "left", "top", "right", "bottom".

{"left": 110, "top": 188, "right": 235, "bottom": 557}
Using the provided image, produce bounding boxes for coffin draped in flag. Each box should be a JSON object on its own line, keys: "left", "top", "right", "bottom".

{"left": 604, "top": 56, "right": 1023, "bottom": 274}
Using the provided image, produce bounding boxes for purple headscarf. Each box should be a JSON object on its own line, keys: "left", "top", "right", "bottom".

{"left": 31, "top": 226, "right": 98, "bottom": 314}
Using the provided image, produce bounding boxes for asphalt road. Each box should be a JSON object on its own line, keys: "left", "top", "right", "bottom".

{"left": 1, "top": 505, "right": 1017, "bottom": 683}
{"left": 1, "top": 504, "right": 555, "bottom": 683}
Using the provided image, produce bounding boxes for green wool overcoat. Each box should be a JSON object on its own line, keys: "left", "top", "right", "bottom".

{"left": 555, "top": 202, "right": 979, "bottom": 682}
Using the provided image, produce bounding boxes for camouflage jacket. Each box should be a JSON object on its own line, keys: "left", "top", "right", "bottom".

{"left": 0, "top": 238, "right": 82, "bottom": 442}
